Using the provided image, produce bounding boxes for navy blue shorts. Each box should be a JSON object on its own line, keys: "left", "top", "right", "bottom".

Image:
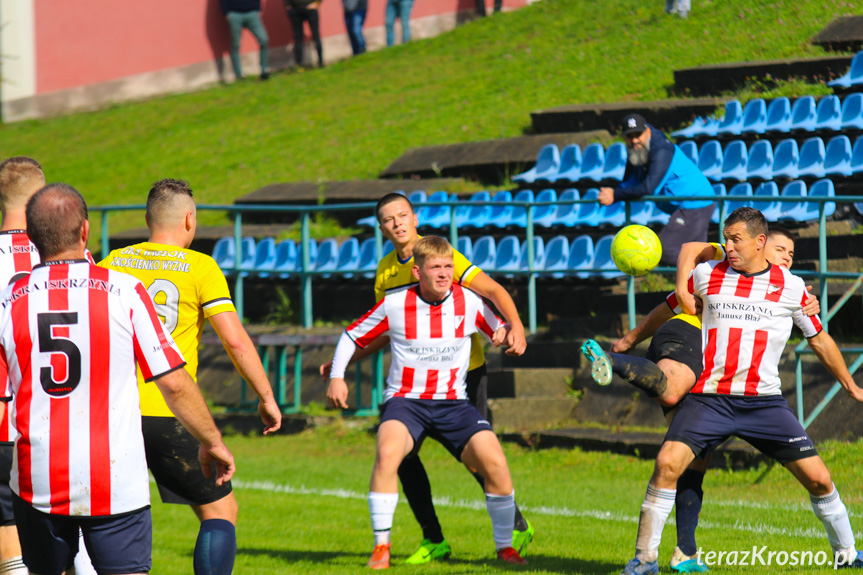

{"left": 0, "top": 443, "right": 13, "bottom": 526}
{"left": 380, "top": 397, "right": 493, "bottom": 460}
{"left": 13, "top": 494, "right": 152, "bottom": 575}
{"left": 666, "top": 394, "right": 818, "bottom": 463}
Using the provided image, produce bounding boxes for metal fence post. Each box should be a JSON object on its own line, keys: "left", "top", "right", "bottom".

{"left": 101, "top": 210, "right": 110, "bottom": 260}
{"left": 233, "top": 211, "right": 244, "bottom": 321}
{"left": 526, "top": 205, "right": 536, "bottom": 334}
{"left": 301, "top": 212, "right": 312, "bottom": 329}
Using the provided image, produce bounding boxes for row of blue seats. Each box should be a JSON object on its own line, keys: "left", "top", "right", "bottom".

{"left": 511, "top": 142, "right": 627, "bottom": 185}
{"left": 683, "top": 135, "right": 858, "bottom": 182}
{"left": 829, "top": 51, "right": 863, "bottom": 89}
{"left": 356, "top": 189, "right": 671, "bottom": 230}
{"left": 709, "top": 179, "right": 835, "bottom": 224}
{"left": 671, "top": 93, "right": 863, "bottom": 139}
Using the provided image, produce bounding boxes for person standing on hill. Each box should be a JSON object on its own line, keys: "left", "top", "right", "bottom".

{"left": 342, "top": 0, "right": 367, "bottom": 55}
{"left": 385, "top": 0, "right": 413, "bottom": 46}
{"left": 285, "top": 0, "right": 325, "bottom": 67}
{"left": 220, "top": 0, "right": 271, "bottom": 80}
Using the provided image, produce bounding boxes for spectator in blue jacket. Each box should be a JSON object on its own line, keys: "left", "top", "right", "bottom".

{"left": 220, "top": 0, "right": 270, "bottom": 80}
{"left": 599, "top": 113, "right": 715, "bottom": 266}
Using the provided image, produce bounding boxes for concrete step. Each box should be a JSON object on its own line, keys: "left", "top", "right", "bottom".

{"left": 487, "top": 396, "right": 578, "bottom": 431}
{"left": 495, "top": 341, "right": 588, "bottom": 370}
{"left": 487, "top": 368, "right": 574, "bottom": 398}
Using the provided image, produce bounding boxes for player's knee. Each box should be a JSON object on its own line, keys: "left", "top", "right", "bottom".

{"left": 805, "top": 472, "right": 834, "bottom": 496}
{"left": 654, "top": 453, "right": 685, "bottom": 485}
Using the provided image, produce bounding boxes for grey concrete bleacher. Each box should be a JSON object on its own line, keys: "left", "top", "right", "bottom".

{"left": 813, "top": 16, "right": 863, "bottom": 53}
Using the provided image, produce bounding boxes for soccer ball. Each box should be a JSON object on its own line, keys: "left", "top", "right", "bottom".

{"left": 610, "top": 225, "right": 662, "bottom": 276}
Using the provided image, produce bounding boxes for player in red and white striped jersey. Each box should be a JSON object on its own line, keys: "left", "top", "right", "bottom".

{"left": 327, "top": 237, "right": 527, "bottom": 568}
{"left": 619, "top": 208, "right": 863, "bottom": 574}
{"left": 0, "top": 184, "right": 235, "bottom": 575}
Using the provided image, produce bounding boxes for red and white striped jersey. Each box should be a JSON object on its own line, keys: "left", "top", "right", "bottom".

{"left": 0, "top": 231, "right": 39, "bottom": 444}
{"left": 0, "top": 260, "right": 185, "bottom": 516}
{"left": 687, "top": 260, "right": 821, "bottom": 396}
{"left": 345, "top": 283, "right": 504, "bottom": 402}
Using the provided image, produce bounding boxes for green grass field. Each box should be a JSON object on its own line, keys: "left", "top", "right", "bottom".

{"left": 0, "top": 0, "right": 859, "bottom": 247}
{"left": 147, "top": 422, "right": 863, "bottom": 574}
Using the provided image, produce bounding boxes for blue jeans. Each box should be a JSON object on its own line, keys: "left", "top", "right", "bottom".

{"left": 226, "top": 11, "right": 269, "bottom": 78}
{"left": 385, "top": 0, "right": 413, "bottom": 46}
{"left": 344, "top": 9, "right": 367, "bottom": 55}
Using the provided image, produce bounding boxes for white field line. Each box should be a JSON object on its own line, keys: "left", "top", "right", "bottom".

{"left": 227, "top": 479, "right": 861, "bottom": 541}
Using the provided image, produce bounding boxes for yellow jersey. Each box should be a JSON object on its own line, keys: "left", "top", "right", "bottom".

{"left": 99, "top": 242, "right": 236, "bottom": 417}
{"left": 669, "top": 242, "right": 726, "bottom": 330}
{"left": 374, "top": 245, "right": 485, "bottom": 370}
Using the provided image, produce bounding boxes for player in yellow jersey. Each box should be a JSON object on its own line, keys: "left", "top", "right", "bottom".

{"left": 101, "top": 179, "right": 281, "bottom": 575}
{"left": 324, "top": 193, "right": 532, "bottom": 564}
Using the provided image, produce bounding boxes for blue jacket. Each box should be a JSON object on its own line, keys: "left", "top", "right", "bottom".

{"left": 613, "top": 124, "right": 715, "bottom": 214}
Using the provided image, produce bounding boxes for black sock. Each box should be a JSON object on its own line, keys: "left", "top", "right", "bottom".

{"left": 472, "top": 471, "right": 528, "bottom": 530}
{"left": 399, "top": 455, "right": 444, "bottom": 543}
{"left": 608, "top": 353, "right": 668, "bottom": 399}
{"left": 676, "top": 468, "right": 705, "bottom": 557}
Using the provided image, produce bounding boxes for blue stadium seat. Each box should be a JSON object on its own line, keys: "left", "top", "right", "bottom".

{"left": 776, "top": 180, "right": 809, "bottom": 223}
{"left": 518, "top": 237, "right": 545, "bottom": 273}
{"left": 495, "top": 235, "right": 521, "bottom": 273}
{"left": 797, "top": 137, "right": 826, "bottom": 179}
{"left": 697, "top": 140, "right": 723, "bottom": 180}
{"left": 237, "top": 237, "right": 256, "bottom": 278}
{"left": 554, "top": 144, "right": 583, "bottom": 182}
{"left": 457, "top": 190, "right": 491, "bottom": 229}
{"left": 274, "top": 239, "right": 298, "bottom": 278}
{"left": 789, "top": 96, "right": 817, "bottom": 132}
{"left": 417, "top": 191, "right": 452, "bottom": 228}
{"left": 764, "top": 97, "right": 792, "bottom": 133}
{"left": 824, "top": 135, "right": 853, "bottom": 177}
{"left": 315, "top": 238, "right": 339, "bottom": 277}
{"left": 253, "top": 237, "right": 277, "bottom": 277}
{"left": 594, "top": 235, "right": 623, "bottom": 279}
{"left": 512, "top": 144, "right": 560, "bottom": 184}
{"left": 336, "top": 237, "right": 360, "bottom": 278}
{"left": 628, "top": 201, "right": 655, "bottom": 226}
{"left": 813, "top": 95, "right": 841, "bottom": 132}
{"left": 487, "top": 190, "right": 514, "bottom": 229}
{"left": 568, "top": 235, "right": 595, "bottom": 279}
{"left": 543, "top": 236, "right": 570, "bottom": 278}
{"left": 577, "top": 143, "right": 606, "bottom": 182}
{"left": 840, "top": 93, "right": 863, "bottom": 130}
{"left": 710, "top": 183, "right": 726, "bottom": 224}
{"left": 382, "top": 240, "right": 394, "bottom": 257}
{"left": 851, "top": 137, "right": 863, "bottom": 175}
{"left": 408, "top": 190, "right": 428, "bottom": 205}
{"left": 550, "top": 188, "right": 581, "bottom": 228}
{"left": 671, "top": 116, "right": 715, "bottom": 139}
{"left": 725, "top": 182, "right": 754, "bottom": 215}
{"left": 457, "top": 236, "right": 473, "bottom": 261}
{"left": 471, "top": 236, "right": 496, "bottom": 271}
{"left": 828, "top": 51, "right": 863, "bottom": 88}
{"left": 573, "top": 188, "right": 603, "bottom": 227}
{"left": 740, "top": 98, "right": 767, "bottom": 135}
{"left": 533, "top": 189, "right": 559, "bottom": 228}
{"left": 598, "top": 197, "right": 626, "bottom": 228}
{"left": 600, "top": 142, "right": 628, "bottom": 181}
{"left": 678, "top": 140, "right": 698, "bottom": 165}
{"left": 298, "top": 239, "right": 319, "bottom": 271}
{"left": 717, "top": 140, "right": 748, "bottom": 182}
{"left": 508, "top": 189, "right": 536, "bottom": 228}
{"left": 806, "top": 178, "right": 836, "bottom": 220}
{"left": 752, "top": 182, "right": 782, "bottom": 222}
{"left": 212, "top": 237, "right": 236, "bottom": 272}
{"left": 772, "top": 139, "right": 800, "bottom": 179}
{"left": 745, "top": 140, "right": 774, "bottom": 181}
{"left": 356, "top": 238, "right": 378, "bottom": 279}
{"left": 716, "top": 100, "right": 744, "bottom": 136}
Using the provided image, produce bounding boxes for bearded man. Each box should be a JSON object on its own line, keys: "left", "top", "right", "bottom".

{"left": 598, "top": 113, "right": 716, "bottom": 266}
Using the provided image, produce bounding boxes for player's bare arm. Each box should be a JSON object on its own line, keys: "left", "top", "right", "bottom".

{"left": 465, "top": 271, "right": 526, "bottom": 356}
{"left": 154, "top": 367, "right": 236, "bottom": 485}
{"left": 807, "top": 331, "right": 863, "bottom": 403}
{"left": 209, "top": 311, "right": 282, "bottom": 435}
{"left": 675, "top": 242, "right": 716, "bottom": 314}
{"left": 491, "top": 324, "right": 512, "bottom": 348}
{"left": 611, "top": 302, "right": 674, "bottom": 354}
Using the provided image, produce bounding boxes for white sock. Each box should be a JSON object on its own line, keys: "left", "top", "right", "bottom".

{"left": 810, "top": 485, "right": 857, "bottom": 563}
{"left": 369, "top": 491, "right": 398, "bottom": 546}
{"left": 635, "top": 484, "right": 676, "bottom": 563}
{"left": 73, "top": 526, "right": 99, "bottom": 575}
{"left": 0, "top": 555, "right": 28, "bottom": 575}
{"left": 485, "top": 491, "right": 515, "bottom": 551}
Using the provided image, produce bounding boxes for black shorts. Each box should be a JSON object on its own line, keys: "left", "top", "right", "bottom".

{"left": 646, "top": 318, "right": 704, "bottom": 383}
{"left": 13, "top": 494, "right": 151, "bottom": 575}
{"left": 666, "top": 394, "right": 818, "bottom": 464}
{"left": 380, "top": 397, "right": 493, "bottom": 460}
{"left": 142, "top": 416, "right": 232, "bottom": 506}
{"left": 0, "top": 443, "right": 13, "bottom": 526}
{"left": 465, "top": 365, "right": 488, "bottom": 419}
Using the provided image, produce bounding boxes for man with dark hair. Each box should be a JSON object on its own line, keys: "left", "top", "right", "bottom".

{"left": 598, "top": 113, "right": 716, "bottom": 266}
{"left": 220, "top": 0, "right": 270, "bottom": 80}
{"left": 100, "top": 178, "right": 281, "bottom": 575}
{"left": 1, "top": 183, "right": 235, "bottom": 575}
{"left": 615, "top": 207, "right": 863, "bottom": 575}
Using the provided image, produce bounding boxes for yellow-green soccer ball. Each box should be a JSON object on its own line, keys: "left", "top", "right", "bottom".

{"left": 610, "top": 225, "right": 662, "bottom": 276}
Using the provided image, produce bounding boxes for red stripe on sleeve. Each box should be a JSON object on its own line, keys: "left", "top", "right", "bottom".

{"left": 133, "top": 282, "right": 184, "bottom": 369}
{"left": 47, "top": 265, "right": 70, "bottom": 514}
{"left": 716, "top": 327, "right": 741, "bottom": 394}
{"left": 707, "top": 262, "right": 729, "bottom": 295}
{"left": 404, "top": 288, "right": 418, "bottom": 340}
{"left": 744, "top": 330, "right": 768, "bottom": 396}
{"left": 10, "top": 282, "right": 33, "bottom": 503}
{"left": 354, "top": 317, "right": 389, "bottom": 349}
{"left": 445, "top": 368, "right": 459, "bottom": 400}
{"left": 765, "top": 264, "right": 785, "bottom": 302}
{"left": 88, "top": 265, "right": 112, "bottom": 515}
{"left": 734, "top": 274, "right": 753, "bottom": 298}
{"left": 396, "top": 367, "right": 414, "bottom": 397}
{"left": 800, "top": 291, "right": 822, "bottom": 333}
{"left": 475, "top": 310, "right": 494, "bottom": 339}
{"left": 0, "top": 345, "right": 9, "bottom": 442}
{"left": 453, "top": 284, "right": 465, "bottom": 338}
{"left": 347, "top": 299, "right": 385, "bottom": 332}
{"left": 420, "top": 369, "right": 438, "bottom": 399}
{"left": 692, "top": 328, "right": 717, "bottom": 394}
